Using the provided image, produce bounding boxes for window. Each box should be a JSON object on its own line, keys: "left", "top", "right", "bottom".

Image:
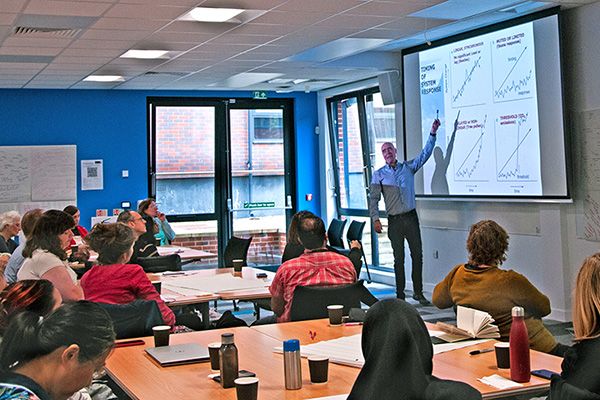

{"left": 250, "top": 110, "right": 283, "bottom": 142}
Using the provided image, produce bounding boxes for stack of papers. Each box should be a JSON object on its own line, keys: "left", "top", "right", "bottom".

{"left": 162, "top": 273, "right": 269, "bottom": 295}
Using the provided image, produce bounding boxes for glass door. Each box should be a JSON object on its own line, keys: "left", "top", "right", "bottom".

{"left": 228, "top": 100, "right": 295, "bottom": 268}
{"left": 327, "top": 88, "right": 397, "bottom": 270}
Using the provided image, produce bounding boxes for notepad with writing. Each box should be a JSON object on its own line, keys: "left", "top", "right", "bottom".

{"left": 435, "top": 306, "right": 500, "bottom": 342}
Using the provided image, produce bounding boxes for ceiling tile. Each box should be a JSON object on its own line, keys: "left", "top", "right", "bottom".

{"left": 103, "top": 4, "right": 190, "bottom": 20}
{"left": 80, "top": 29, "right": 150, "bottom": 41}
{"left": 24, "top": 1, "right": 113, "bottom": 17}
{"left": 0, "top": 14, "right": 18, "bottom": 25}
{"left": 1, "top": 0, "right": 29, "bottom": 13}
{"left": 0, "top": 46, "right": 63, "bottom": 56}
{"left": 1, "top": 36, "right": 74, "bottom": 48}
{"left": 199, "top": 0, "right": 287, "bottom": 9}
{"left": 210, "top": 33, "right": 279, "bottom": 46}
{"left": 274, "top": 0, "right": 366, "bottom": 13}
{"left": 69, "top": 39, "right": 137, "bottom": 50}
{"left": 230, "top": 23, "right": 297, "bottom": 36}
{"left": 91, "top": 18, "right": 168, "bottom": 31}
{"left": 249, "top": 10, "right": 332, "bottom": 26}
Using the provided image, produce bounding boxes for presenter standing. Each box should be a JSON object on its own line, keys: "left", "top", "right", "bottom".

{"left": 369, "top": 118, "right": 440, "bottom": 304}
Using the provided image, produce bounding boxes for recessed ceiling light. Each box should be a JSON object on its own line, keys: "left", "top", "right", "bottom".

{"left": 186, "top": 7, "right": 244, "bottom": 23}
{"left": 83, "top": 75, "right": 124, "bottom": 82}
{"left": 121, "top": 50, "right": 169, "bottom": 59}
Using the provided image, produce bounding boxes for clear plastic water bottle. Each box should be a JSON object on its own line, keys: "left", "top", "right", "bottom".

{"left": 283, "top": 339, "right": 302, "bottom": 390}
{"left": 219, "top": 333, "right": 239, "bottom": 388}
{"left": 509, "top": 306, "right": 531, "bottom": 383}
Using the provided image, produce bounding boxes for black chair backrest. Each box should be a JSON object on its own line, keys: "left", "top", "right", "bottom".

{"left": 327, "top": 218, "right": 347, "bottom": 248}
{"left": 290, "top": 280, "right": 377, "bottom": 321}
{"left": 223, "top": 236, "right": 253, "bottom": 268}
{"left": 346, "top": 220, "right": 366, "bottom": 243}
{"left": 137, "top": 254, "right": 182, "bottom": 273}
{"left": 97, "top": 299, "right": 164, "bottom": 339}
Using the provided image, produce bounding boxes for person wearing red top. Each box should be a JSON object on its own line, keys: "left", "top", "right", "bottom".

{"left": 80, "top": 223, "right": 175, "bottom": 326}
{"left": 63, "top": 205, "right": 89, "bottom": 246}
{"left": 269, "top": 214, "right": 357, "bottom": 323}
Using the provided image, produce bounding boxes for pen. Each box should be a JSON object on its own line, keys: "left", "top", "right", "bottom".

{"left": 469, "top": 348, "right": 494, "bottom": 355}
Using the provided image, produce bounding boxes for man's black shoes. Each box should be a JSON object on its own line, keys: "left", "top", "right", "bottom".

{"left": 412, "top": 293, "right": 431, "bottom": 306}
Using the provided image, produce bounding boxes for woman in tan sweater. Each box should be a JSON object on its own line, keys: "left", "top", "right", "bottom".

{"left": 432, "top": 220, "right": 567, "bottom": 356}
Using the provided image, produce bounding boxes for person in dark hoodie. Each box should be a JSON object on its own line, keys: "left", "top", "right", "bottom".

{"left": 549, "top": 253, "right": 600, "bottom": 400}
{"left": 348, "top": 298, "right": 481, "bottom": 400}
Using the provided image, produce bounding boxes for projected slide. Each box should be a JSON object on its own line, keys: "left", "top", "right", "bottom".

{"left": 419, "top": 21, "right": 542, "bottom": 196}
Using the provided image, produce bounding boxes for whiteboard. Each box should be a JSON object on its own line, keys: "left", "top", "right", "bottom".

{"left": 0, "top": 145, "right": 77, "bottom": 214}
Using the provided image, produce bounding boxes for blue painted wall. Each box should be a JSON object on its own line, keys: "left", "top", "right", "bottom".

{"left": 0, "top": 89, "right": 319, "bottom": 227}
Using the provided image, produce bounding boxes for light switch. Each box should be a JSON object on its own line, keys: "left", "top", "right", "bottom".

{"left": 122, "top": 170, "right": 129, "bottom": 178}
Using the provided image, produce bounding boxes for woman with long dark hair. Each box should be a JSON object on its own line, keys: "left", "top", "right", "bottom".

{"left": 18, "top": 210, "right": 83, "bottom": 302}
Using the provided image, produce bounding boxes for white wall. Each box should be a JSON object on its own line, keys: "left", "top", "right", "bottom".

{"left": 317, "top": 3, "right": 600, "bottom": 322}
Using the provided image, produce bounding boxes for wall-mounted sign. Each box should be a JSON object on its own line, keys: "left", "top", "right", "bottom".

{"left": 253, "top": 91, "right": 267, "bottom": 100}
{"left": 243, "top": 201, "right": 275, "bottom": 209}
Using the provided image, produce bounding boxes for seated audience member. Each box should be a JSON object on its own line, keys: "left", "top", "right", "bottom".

{"left": 432, "top": 220, "right": 566, "bottom": 356}
{"left": 269, "top": 213, "right": 357, "bottom": 323}
{"left": 117, "top": 210, "right": 158, "bottom": 264}
{"left": 0, "top": 280, "right": 62, "bottom": 334}
{"left": 348, "top": 299, "right": 481, "bottom": 400}
{"left": 0, "top": 301, "right": 115, "bottom": 400}
{"left": 0, "top": 211, "right": 21, "bottom": 254}
{"left": 81, "top": 223, "right": 175, "bottom": 326}
{"left": 549, "top": 254, "right": 600, "bottom": 399}
{"left": 63, "top": 205, "right": 89, "bottom": 246}
{"left": 5, "top": 209, "right": 43, "bottom": 284}
{"left": 282, "top": 211, "right": 363, "bottom": 275}
{"left": 17, "top": 210, "right": 84, "bottom": 302}
{"left": 138, "top": 198, "right": 176, "bottom": 246}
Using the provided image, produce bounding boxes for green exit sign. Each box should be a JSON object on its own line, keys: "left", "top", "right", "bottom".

{"left": 243, "top": 201, "right": 275, "bottom": 209}
{"left": 253, "top": 91, "right": 267, "bottom": 100}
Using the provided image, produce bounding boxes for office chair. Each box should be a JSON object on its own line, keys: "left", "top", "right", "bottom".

{"left": 218, "top": 236, "right": 253, "bottom": 310}
{"left": 327, "top": 218, "right": 347, "bottom": 249}
{"left": 137, "top": 254, "right": 182, "bottom": 273}
{"left": 336, "top": 220, "right": 372, "bottom": 283}
{"left": 97, "top": 299, "right": 164, "bottom": 339}
{"left": 289, "top": 280, "right": 378, "bottom": 322}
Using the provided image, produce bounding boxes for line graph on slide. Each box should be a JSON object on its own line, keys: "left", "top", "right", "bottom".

{"left": 493, "top": 45, "right": 535, "bottom": 102}
{"left": 496, "top": 113, "right": 539, "bottom": 181}
{"left": 453, "top": 115, "right": 488, "bottom": 181}
{"left": 450, "top": 48, "right": 488, "bottom": 108}
{"left": 452, "top": 56, "right": 482, "bottom": 103}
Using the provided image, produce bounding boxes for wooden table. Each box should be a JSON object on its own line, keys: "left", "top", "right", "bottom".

{"left": 106, "top": 325, "right": 359, "bottom": 400}
{"left": 156, "top": 245, "right": 217, "bottom": 264}
{"left": 106, "top": 319, "right": 563, "bottom": 400}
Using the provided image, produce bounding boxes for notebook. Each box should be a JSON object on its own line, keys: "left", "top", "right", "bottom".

{"left": 145, "top": 343, "right": 210, "bottom": 366}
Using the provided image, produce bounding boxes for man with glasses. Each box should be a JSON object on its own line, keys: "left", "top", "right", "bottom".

{"left": 368, "top": 118, "right": 440, "bottom": 305}
{"left": 117, "top": 210, "right": 158, "bottom": 264}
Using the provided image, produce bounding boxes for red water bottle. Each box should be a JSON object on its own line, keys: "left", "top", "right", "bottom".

{"left": 509, "top": 306, "right": 530, "bottom": 382}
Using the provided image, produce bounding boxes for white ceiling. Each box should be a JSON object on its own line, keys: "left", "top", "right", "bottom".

{"left": 0, "top": 0, "right": 596, "bottom": 92}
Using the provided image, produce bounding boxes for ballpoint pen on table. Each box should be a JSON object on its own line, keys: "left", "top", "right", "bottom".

{"left": 469, "top": 348, "right": 494, "bottom": 355}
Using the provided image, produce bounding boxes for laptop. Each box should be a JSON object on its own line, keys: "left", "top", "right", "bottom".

{"left": 145, "top": 343, "right": 210, "bottom": 366}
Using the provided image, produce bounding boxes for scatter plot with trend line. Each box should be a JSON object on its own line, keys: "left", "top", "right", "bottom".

{"left": 452, "top": 115, "right": 490, "bottom": 182}
{"left": 450, "top": 41, "right": 490, "bottom": 108}
{"left": 495, "top": 112, "right": 541, "bottom": 183}
{"left": 492, "top": 31, "right": 536, "bottom": 103}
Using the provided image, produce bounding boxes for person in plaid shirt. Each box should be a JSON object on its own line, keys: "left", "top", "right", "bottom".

{"left": 269, "top": 214, "right": 357, "bottom": 323}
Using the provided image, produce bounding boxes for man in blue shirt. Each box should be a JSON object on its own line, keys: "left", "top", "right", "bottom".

{"left": 368, "top": 118, "right": 440, "bottom": 304}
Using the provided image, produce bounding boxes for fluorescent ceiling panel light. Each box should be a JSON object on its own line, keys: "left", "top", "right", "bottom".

{"left": 409, "top": 0, "right": 527, "bottom": 20}
{"left": 285, "top": 38, "right": 390, "bottom": 63}
{"left": 222, "top": 72, "right": 283, "bottom": 88}
{"left": 185, "top": 7, "right": 244, "bottom": 23}
{"left": 83, "top": 75, "right": 124, "bottom": 82}
{"left": 121, "top": 50, "right": 169, "bottom": 59}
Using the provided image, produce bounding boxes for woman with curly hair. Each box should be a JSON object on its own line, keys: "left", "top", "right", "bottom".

{"left": 432, "top": 220, "right": 566, "bottom": 356}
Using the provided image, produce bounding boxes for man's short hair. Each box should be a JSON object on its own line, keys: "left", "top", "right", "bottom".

{"left": 298, "top": 214, "right": 326, "bottom": 250}
{"left": 117, "top": 210, "right": 134, "bottom": 223}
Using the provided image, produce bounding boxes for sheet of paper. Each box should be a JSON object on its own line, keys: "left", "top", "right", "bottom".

{"left": 275, "top": 334, "right": 364, "bottom": 368}
{"left": 161, "top": 273, "right": 269, "bottom": 293}
{"left": 81, "top": 159, "right": 104, "bottom": 191}
{"left": 479, "top": 374, "right": 524, "bottom": 389}
{"left": 433, "top": 339, "right": 491, "bottom": 354}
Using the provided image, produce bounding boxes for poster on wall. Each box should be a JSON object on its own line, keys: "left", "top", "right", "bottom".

{"left": 81, "top": 159, "right": 104, "bottom": 191}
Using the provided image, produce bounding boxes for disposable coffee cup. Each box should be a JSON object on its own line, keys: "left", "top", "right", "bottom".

{"left": 494, "top": 342, "right": 510, "bottom": 369}
{"left": 152, "top": 325, "right": 170, "bottom": 347}
{"left": 327, "top": 305, "right": 344, "bottom": 325}
{"left": 208, "top": 342, "right": 221, "bottom": 370}
{"left": 308, "top": 356, "right": 329, "bottom": 383}
{"left": 234, "top": 377, "right": 259, "bottom": 400}
{"left": 232, "top": 259, "right": 244, "bottom": 273}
